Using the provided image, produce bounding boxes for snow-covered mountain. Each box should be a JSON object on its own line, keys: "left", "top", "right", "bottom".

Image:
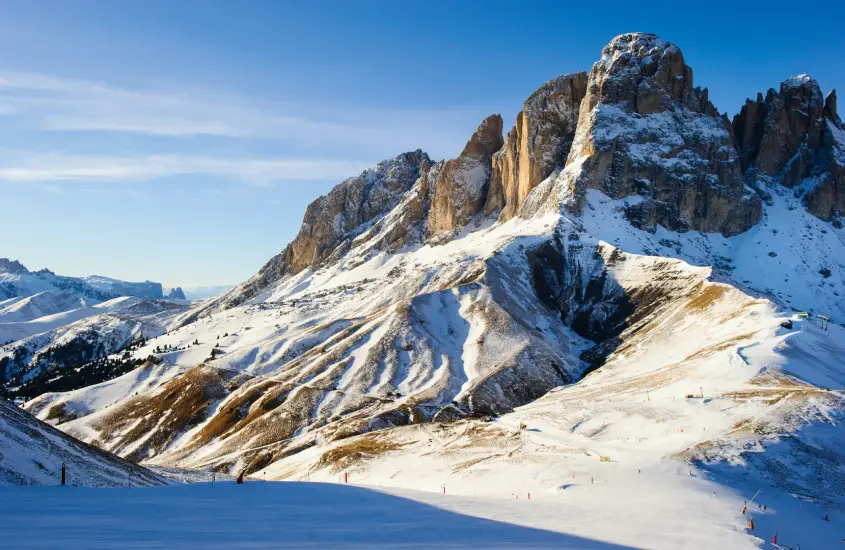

{"left": 11, "top": 32, "right": 845, "bottom": 546}
{"left": 0, "top": 397, "right": 166, "bottom": 487}
{"left": 1, "top": 297, "right": 189, "bottom": 399}
{"left": 82, "top": 274, "right": 185, "bottom": 301}
{"left": 0, "top": 259, "right": 191, "bottom": 398}
{"left": 0, "top": 258, "right": 184, "bottom": 306}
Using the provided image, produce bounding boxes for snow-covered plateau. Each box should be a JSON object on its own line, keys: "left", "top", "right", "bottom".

{"left": 3, "top": 32, "right": 845, "bottom": 549}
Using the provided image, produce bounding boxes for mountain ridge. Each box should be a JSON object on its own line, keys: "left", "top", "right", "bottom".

{"left": 189, "top": 33, "right": 843, "bottom": 329}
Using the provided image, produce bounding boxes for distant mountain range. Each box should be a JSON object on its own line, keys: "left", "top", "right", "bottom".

{"left": 0, "top": 258, "right": 185, "bottom": 303}
{"left": 0, "top": 258, "right": 191, "bottom": 398}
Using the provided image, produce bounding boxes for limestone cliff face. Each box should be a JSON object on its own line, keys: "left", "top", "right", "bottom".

{"left": 734, "top": 76, "right": 826, "bottom": 186}
{"left": 540, "top": 33, "right": 761, "bottom": 236}
{"left": 427, "top": 114, "right": 504, "bottom": 236}
{"left": 183, "top": 151, "right": 430, "bottom": 318}
{"left": 807, "top": 117, "right": 845, "bottom": 223}
{"left": 734, "top": 76, "right": 844, "bottom": 222}
{"left": 282, "top": 150, "right": 429, "bottom": 274}
{"left": 486, "top": 73, "right": 588, "bottom": 221}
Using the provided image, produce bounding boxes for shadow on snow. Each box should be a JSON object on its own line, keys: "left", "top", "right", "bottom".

{"left": 0, "top": 481, "right": 638, "bottom": 549}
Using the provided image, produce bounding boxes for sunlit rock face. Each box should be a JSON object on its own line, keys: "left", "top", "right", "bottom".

{"left": 531, "top": 32, "right": 761, "bottom": 236}
{"left": 734, "top": 75, "right": 845, "bottom": 222}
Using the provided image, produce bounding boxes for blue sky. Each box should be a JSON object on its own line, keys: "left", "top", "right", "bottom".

{"left": 2, "top": 0, "right": 843, "bottom": 287}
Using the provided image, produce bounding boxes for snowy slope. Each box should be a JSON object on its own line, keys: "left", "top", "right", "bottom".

{"left": 0, "top": 291, "right": 95, "bottom": 325}
{"left": 257, "top": 282, "right": 844, "bottom": 549}
{"left": 1, "top": 298, "right": 188, "bottom": 398}
{"left": 23, "top": 166, "right": 844, "bottom": 548}
{"left": 576, "top": 189, "right": 845, "bottom": 321}
{"left": 0, "top": 397, "right": 165, "bottom": 487}
{"left": 0, "top": 295, "right": 133, "bottom": 346}
{"left": 0, "top": 482, "right": 652, "bottom": 549}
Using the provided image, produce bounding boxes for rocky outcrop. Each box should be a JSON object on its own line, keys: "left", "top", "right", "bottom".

{"left": 165, "top": 287, "right": 186, "bottom": 300}
{"left": 734, "top": 75, "right": 844, "bottom": 221}
{"left": 427, "top": 114, "right": 504, "bottom": 236}
{"left": 734, "top": 75, "right": 826, "bottom": 186}
{"left": 0, "top": 259, "right": 29, "bottom": 275}
{"left": 487, "top": 73, "right": 587, "bottom": 220}
{"left": 185, "top": 33, "right": 845, "bottom": 329}
{"left": 806, "top": 119, "right": 845, "bottom": 222}
{"left": 540, "top": 33, "right": 760, "bottom": 236}
{"left": 178, "top": 151, "right": 430, "bottom": 321}
{"left": 282, "top": 150, "right": 430, "bottom": 275}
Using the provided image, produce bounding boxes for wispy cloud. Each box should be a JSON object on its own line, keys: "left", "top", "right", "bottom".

{"left": 0, "top": 70, "right": 481, "bottom": 156}
{"left": 0, "top": 151, "right": 373, "bottom": 184}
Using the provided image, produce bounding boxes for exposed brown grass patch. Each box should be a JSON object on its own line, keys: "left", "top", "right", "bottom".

{"left": 722, "top": 387, "right": 819, "bottom": 408}
{"left": 314, "top": 432, "right": 410, "bottom": 472}
{"left": 95, "top": 366, "right": 229, "bottom": 462}
{"left": 189, "top": 378, "right": 286, "bottom": 448}
{"left": 683, "top": 283, "right": 730, "bottom": 312}
{"left": 749, "top": 370, "right": 813, "bottom": 388}
{"left": 717, "top": 299, "right": 767, "bottom": 325}
{"left": 44, "top": 402, "right": 78, "bottom": 424}
{"left": 451, "top": 454, "right": 502, "bottom": 472}
{"left": 463, "top": 424, "right": 518, "bottom": 447}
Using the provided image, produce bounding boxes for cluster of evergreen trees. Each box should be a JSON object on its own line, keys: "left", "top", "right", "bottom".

{"left": 8, "top": 353, "right": 161, "bottom": 399}
{"left": 1, "top": 334, "right": 151, "bottom": 400}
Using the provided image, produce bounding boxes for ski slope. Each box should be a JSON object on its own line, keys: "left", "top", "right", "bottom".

{"left": 1, "top": 477, "right": 841, "bottom": 549}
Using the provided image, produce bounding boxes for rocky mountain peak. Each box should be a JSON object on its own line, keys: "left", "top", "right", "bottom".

{"left": 734, "top": 74, "right": 826, "bottom": 184}
{"left": 0, "top": 258, "right": 29, "bottom": 275}
{"left": 165, "top": 287, "right": 186, "bottom": 300}
{"left": 531, "top": 33, "right": 760, "bottom": 236}
{"left": 825, "top": 89, "right": 839, "bottom": 123}
{"left": 734, "top": 74, "right": 844, "bottom": 221}
{"left": 186, "top": 32, "right": 843, "bottom": 328}
{"left": 458, "top": 114, "right": 504, "bottom": 158}
{"left": 179, "top": 150, "right": 431, "bottom": 320}
{"left": 281, "top": 149, "right": 430, "bottom": 276}
{"left": 427, "top": 114, "right": 504, "bottom": 236}
{"left": 585, "top": 32, "right": 718, "bottom": 117}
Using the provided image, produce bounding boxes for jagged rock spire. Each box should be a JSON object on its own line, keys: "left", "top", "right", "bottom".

{"left": 734, "top": 75, "right": 845, "bottom": 222}
{"left": 824, "top": 89, "right": 839, "bottom": 123}
{"left": 0, "top": 258, "right": 29, "bottom": 275}
{"left": 487, "top": 72, "right": 588, "bottom": 221}
{"left": 733, "top": 75, "right": 826, "bottom": 185}
{"left": 427, "top": 114, "right": 504, "bottom": 235}
{"left": 536, "top": 32, "right": 760, "bottom": 236}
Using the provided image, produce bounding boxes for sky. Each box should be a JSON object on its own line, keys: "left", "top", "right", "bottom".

{"left": 2, "top": 0, "right": 843, "bottom": 287}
